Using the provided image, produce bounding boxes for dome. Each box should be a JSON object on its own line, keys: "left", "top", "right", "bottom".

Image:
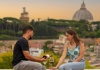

{"left": 73, "top": 1, "right": 93, "bottom": 21}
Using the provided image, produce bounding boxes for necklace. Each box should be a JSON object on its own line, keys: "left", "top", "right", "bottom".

{"left": 70, "top": 42, "right": 74, "bottom": 45}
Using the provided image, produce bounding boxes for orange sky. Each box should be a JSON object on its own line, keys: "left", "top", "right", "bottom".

{"left": 0, "top": 0, "right": 100, "bottom": 21}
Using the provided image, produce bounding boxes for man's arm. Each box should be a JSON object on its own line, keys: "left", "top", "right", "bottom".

{"left": 23, "top": 51, "right": 46, "bottom": 62}
{"left": 19, "top": 38, "right": 47, "bottom": 62}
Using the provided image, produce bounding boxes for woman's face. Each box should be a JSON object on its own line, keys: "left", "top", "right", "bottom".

{"left": 65, "top": 32, "right": 74, "bottom": 41}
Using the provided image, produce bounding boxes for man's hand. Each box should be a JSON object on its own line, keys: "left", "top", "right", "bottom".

{"left": 40, "top": 58, "right": 48, "bottom": 62}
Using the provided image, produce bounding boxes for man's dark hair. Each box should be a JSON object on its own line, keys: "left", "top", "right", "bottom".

{"left": 22, "top": 25, "right": 34, "bottom": 34}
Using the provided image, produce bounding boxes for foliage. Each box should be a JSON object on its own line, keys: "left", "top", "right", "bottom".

{"left": 0, "top": 43, "right": 3, "bottom": 46}
{"left": 0, "top": 35, "right": 15, "bottom": 40}
{"left": 85, "top": 60, "right": 95, "bottom": 69}
{"left": 1, "top": 30, "right": 15, "bottom": 36}
{"left": 0, "top": 17, "right": 100, "bottom": 39}
{"left": 17, "top": 31, "right": 22, "bottom": 36}
{"left": 42, "top": 41, "right": 53, "bottom": 52}
{"left": 45, "top": 41, "right": 53, "bottom": 45}
{"left": 0, "top": 52, "right": 13, "bottom": 69}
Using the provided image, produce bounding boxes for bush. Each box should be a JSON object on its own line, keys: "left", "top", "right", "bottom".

{"left": 0, "top": 52, "right": 96, "bottom": 69}
{"left": 33, "top": 36, "right": 58, "bottom": 39}
{"left": 0, "top": 35, "right": 13, "bottom": 40}
{"left": 0, "top": 35, "right": 18, "bottom": 40}
{"left": 0, "top": 52, "right": 13, "bottom": 69}
{"left": 17, "top": 31, "right": 22, "bottom": 36}
{"left": 1, "top": 30, "right": 15, "bottom": 36}
{"left": 42, "top": 41, "right": 54, "bottom": 52}
{"left": 85, "top": 60, "right": 95, "bottom": 69}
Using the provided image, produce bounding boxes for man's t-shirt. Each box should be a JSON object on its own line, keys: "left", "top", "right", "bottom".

{"left": 12, "top": 37, "right": 29, "bottom": 66}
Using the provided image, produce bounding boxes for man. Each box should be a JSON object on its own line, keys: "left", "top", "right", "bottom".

{"left": 12, "top": 25, "right": 47, "bottom": 70}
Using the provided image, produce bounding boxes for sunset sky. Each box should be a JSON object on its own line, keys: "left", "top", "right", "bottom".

{"left": 0, "top": 0, "right": 100, "bottom": 21}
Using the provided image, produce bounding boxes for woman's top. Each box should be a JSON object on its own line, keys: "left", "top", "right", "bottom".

{"left": 68, "top": 46, "right": 84, "bottom": 62}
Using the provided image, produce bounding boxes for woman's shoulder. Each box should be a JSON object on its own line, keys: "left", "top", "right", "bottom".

{"left": 65, "top": 40, "right": 70, "bottom": 46}
{"left": 65, "top": 40, "right": 70, "bottom": 43}
{"left": 63, "top": 41, "right": 69, "bottom": 49}
{"left": 79, "top": 40, "right": 84, "bottom": 46}
{"left": 79, "top": 40, "right": 84, "bottom": 44}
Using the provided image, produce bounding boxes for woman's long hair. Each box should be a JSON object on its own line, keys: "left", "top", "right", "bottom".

{"left": 66, "top": 29, "right": 82, "bottom": 46}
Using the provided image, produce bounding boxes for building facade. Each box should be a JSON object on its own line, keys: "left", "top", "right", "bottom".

{"left": 73, "top": 1, "right": 93, "bottom": 21}
{"left": 20, "top": 7, "right": 29, "bottom": 23}
{"left": 29, "top": 48, "right": 44, "bottom": 57}
{"left": 94, "top": 38, "right": 100, "bottom": 60}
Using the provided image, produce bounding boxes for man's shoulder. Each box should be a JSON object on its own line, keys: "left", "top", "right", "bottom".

{"left": 17, "top": 37, "right": 26, "bottom": 43}
{"left": 19, "top": 37, "right": 26, "bottom": 41}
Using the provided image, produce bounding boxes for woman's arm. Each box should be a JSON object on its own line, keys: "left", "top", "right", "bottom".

{"left": 55, "top": 43, "right": 68, "bottom": 68}
{"left": 73, "top": 41, "right": 84, "bottom": 62}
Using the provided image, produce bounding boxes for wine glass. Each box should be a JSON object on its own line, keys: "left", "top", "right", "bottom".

{"left": 43, "top": 61, "right": 47, "bottom": 66}
{"left": 49, "top": 57, "right": 54, "bottom": 67}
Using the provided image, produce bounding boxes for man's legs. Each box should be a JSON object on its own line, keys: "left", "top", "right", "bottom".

{"left": 14, "top": 60, "right": 46, "bottom": 70}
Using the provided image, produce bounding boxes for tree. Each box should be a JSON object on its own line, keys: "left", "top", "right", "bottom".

{"left": 96, "top": 30, "right": 100, "bottom": 37}
{"left": 17, "top": 31, "right": 22, "bottom": 37}
{"left": 42, "top": 41, "right": 53, "bottom": 52}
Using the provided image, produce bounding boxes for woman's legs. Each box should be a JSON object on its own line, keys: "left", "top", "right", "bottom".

{"left": 59, "top": 62, "right": 85, "bottom": 70}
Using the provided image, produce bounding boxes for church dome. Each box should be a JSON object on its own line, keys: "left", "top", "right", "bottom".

{"left": 73, "top": 1, "right": 93, "bottom": 21}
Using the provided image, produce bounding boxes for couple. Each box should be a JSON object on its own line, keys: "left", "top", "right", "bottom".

{"left": 12, "top": 25, "right": 85, "bottom": 70}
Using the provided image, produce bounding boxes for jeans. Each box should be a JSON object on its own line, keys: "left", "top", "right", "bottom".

{"left": 14, "top": 60, "right": 46, "bottom": 70}
{"left": 59, "top": 60, "right": 85, "bottom": 70}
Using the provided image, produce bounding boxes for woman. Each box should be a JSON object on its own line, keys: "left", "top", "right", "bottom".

{"left": 52, "top": 29, "right": 85, "bottom": 70}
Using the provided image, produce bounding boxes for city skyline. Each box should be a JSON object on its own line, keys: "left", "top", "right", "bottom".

{"left": 0, "top": 0, "right": 100, "bottom": 21}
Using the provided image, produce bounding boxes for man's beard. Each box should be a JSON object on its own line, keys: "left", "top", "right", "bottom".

{"left": 29, "top": 36, "right": 32, "bottom": 40}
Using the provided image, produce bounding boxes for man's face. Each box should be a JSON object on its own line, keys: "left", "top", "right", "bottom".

{"left": 28, "top": 30, "right": 34, "bottom": 40}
